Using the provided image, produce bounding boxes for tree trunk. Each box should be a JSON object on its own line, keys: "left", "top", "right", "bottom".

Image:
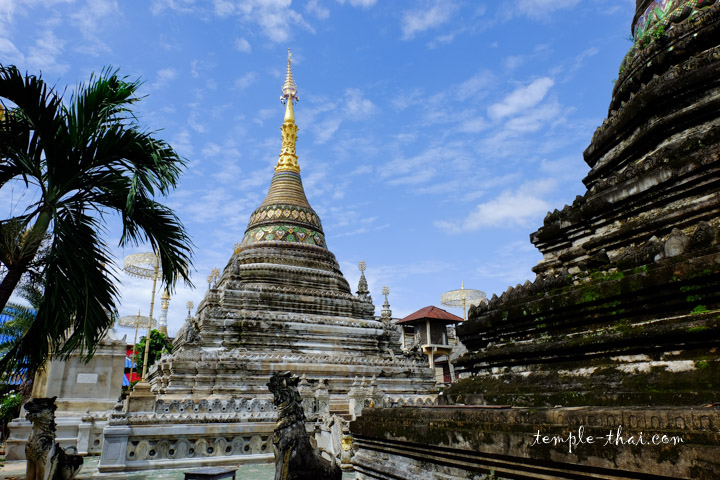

{"left": 0, "top": 209, "right": 51, "bottom": 312}
{"left": 0, "top": 260, "right": 31, "bottom": 313}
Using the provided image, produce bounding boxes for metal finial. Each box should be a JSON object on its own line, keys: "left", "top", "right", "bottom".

{"left": 382, "top": 286, "right": 389, "bottom": 297}
{"left": 358, "top": 261, "right": 367, "bottom": 273}
{"left": 186, "top": 301, "right": 194, "bottom": 316}
{"left": 207, "top": 267, "right": 220, "bottom": 289}
{"left": 281, "top": 48, "right": 298, "bottom": 103}
{"left": 161, "top": 289, "right": 170, "bottom": 309}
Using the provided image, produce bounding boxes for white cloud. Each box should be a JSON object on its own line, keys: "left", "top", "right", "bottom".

{"left": 234, "top": 37, "right": 251, "bottom": 52}
{"left": 71, "top": 0, "right": 118, "bottom": 32}
{"left": 150, "top": 68, "right": 177, "bottom": 90}
{"left": 503, "top": 100, "right": 562, "bottom": 134}
{"left": 336, "top": 0, "right": 376, "bottom": 7}
{"left": 0, "top": 37, "right": 23, "bottom": 65}
{"left": 503, "top": 55, "right": 525, "bottom": 71}
{"left": 437, "top": 191, "right": 551, "bottom": 231}
{"left": 213, "top": 0, "right": 234, "bottom": 16}
{"left": 488, "top": 77, "right": 554, "bottom": 120}
{"left": 211, "top": 158, "right": 243, "bottom": 185}
{"left": 452, "top": 71, "right": 494, "bottom": 100}
{"left": 70, "top": 0, "right": 118, "bottom": 57}
{"left": 552, "top": 46, "right": 600, "bottom": 83}
{"left": 235, "top": 0, "right": 313, "bottom": 43}
{"left": 313, "top": 117, "right": 342, "bottom": 144}
{"left": 170, "top": 130, "right": 194, "bottom": 157}
{"left": 509, "top": 0, "right": 580, "bottom": 18}
{"left": 190, "top": 59, "right": 213, "bottom": 78}
{"left": 344, "top": 88, "right": 377, "bottom": 118}
{"left": 387, "top": 168, "right": 437, "bottom": 186}
{"left": 151, "top": 0, "right": 196, "bottom": 15}
{"left": 428, "top": 31, "right": 456, "bottom": 48}
{"left": 234, "top": 71, "right": 256, "bottom": 89}
{"left": 27, "top": 29, "right": 68, "bottom": 74}
{"left": 202, "top": 142, "right": 222, "bottom": 157}
{"left": 475, "top": 241, "right": 540, "bottom": 290}
{"left": 401, "top": 1, "right": 456, "bottom": 40}
{"left": 0, "top": 0, "right": 15, "bottom": 22}
{"left": 458, "top": 118, "right": 488, "bottom": 133}
{"left": 187, "top": 106, "right": 207, "bottom": 134}
{"left": 381, "top": 144, "right": 473, "bottom": 186}
{"left": 307, "top": 0, "right": 330, "bottom": 18}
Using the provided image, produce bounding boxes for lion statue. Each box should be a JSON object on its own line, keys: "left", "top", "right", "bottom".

{"left": 24, "top": 397, "right": 83, "bottom": 480}
{"left": 267, "top": 372, "right": 341, "bottom": 480}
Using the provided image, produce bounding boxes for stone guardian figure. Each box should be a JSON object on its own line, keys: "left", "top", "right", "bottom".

{"left": 24, "top": 397, "right": 83, "bottom": 480}
{"left": 267, "top": 372, "right": 341, "bottom": 480}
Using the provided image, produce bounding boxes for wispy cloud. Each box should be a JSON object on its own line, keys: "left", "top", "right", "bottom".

{"left": 344, "top": 88, "right": 377, "bottom": 118}
{"left": 506, "top": 0, "right": 581, "bottom": 19}
{"left": 213, "top": 0, "right": 234, "bottom": 16}
{"left": 151, "top": 0, "right": 196, "bottom": 15}
{"left": 313, "top": 117, "right": 342, "bottom": 144}
{"left": 551, "top": 46, "right": 600, "bottom": 83}
{"left": 307, "top": 0, "right": 330, "bottom": 19}
{"left": 0, "top": 37, "right": 23, "bottom": 65}
{"left": 27, "top": 29, "right": 69, "bottom": 74}
{"left": 381, "top": 144, "right": 474, "bottom": 186}
{"left": 149, "top": 67, "right": 177, "bottom": 90}
{"left": 69, "top": 0, "right": 118, "bottom": 56}
{"left": 234, "top": 37, "right": 251, "bottom": 52}
{"left": 436, "top": 180, "right": 555, "bottom": 232}
{"left": 235, "top": 0, "right": 314, "bottom": 43}
{"left": 475, "top": 241, "right": 541, "bottom": 291}
{"left": 336, "top": 0, "right": 377, "bottom": 7}
{"left": 488, "top": 77, "right": 554, "bottom": 120}
{"left": 234, "top": 71, "right": 256, "bottom": 89}
{"left": 401, "top": 1, "right": 456, "bottom": 40}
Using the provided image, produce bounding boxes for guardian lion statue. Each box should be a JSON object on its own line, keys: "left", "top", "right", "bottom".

{"left": 268, "top": 372, "right": 341, "bottom": 480}
{"left": 24, "top": 397, "right": 83, "bottom": 480}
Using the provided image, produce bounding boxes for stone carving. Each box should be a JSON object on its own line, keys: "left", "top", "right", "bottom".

{"left": 24, "top": 397, "right": 83, "bottom": 480}
{"left": 126, "top": 433, "right": 271, "bottom": 460}
{"left": 268, "top": 372, "right": 341, "bottom": 480}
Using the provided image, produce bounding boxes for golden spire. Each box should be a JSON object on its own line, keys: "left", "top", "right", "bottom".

{"left": 276, "top": 48, "right": 301, "bottom": 174}
{"left": 161, "top": 289, "right": 170, "bottom": 310}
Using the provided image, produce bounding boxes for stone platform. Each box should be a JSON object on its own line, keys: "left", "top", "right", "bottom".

{"left": 0, "top": 457, "right": 356, "bottom": 479}
{"left": 351, "top": 406, "right": 720, "bottom": 480}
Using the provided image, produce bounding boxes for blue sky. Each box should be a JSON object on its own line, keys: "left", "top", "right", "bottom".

{"left": 1, "top": 0, "right": 635, "bottom": 335}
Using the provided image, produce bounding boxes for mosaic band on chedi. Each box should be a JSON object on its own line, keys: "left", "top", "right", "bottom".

{"left": 1, "top": 0, "right": 719, "bottom": 478}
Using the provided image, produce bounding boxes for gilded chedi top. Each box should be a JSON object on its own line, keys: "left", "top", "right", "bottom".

{"left": 240, "top": 50, "right": 327, "bottom": 251}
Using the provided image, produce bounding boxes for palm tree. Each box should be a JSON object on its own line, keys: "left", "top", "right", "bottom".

{"left": 1, "top": 282, "right": 43, "bottom": 399}
{"left": 0, "top": 65, "right": 193, "bottom": 375}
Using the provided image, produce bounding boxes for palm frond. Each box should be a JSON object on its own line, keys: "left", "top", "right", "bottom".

{"left": 0, "top": 64, "right": 193, "bottom": 376}
{"left": 0, "top": 66, "right": 64, "bottom": 194}
{"left": 87, "top": 185, "right": 193, "bottom": 291}
{"left": 2, "top": 207, "right": 119, "bottom": 372}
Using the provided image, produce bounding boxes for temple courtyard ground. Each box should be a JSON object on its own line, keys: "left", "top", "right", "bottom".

{"left": 0, "top": 457, "right": 356, "bottom": 479}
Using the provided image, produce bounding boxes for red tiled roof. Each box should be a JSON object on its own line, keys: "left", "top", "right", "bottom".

{"left": 396, "top": 305, "right": 463, "bottom": 324}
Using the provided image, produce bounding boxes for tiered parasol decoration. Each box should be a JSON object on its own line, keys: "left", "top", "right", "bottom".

{"left": 440, "top": 282, "right": 487, "bottom": 321}
{"left": 123, "top": 252, "right": 161, "bottom": 382}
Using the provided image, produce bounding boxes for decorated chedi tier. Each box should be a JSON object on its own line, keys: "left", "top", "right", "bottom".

{"left": 351, "top": 2, "right": 720, "bottom": 479}
{"left": 98, "top": 50, "right": 436, "bottom": 474}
